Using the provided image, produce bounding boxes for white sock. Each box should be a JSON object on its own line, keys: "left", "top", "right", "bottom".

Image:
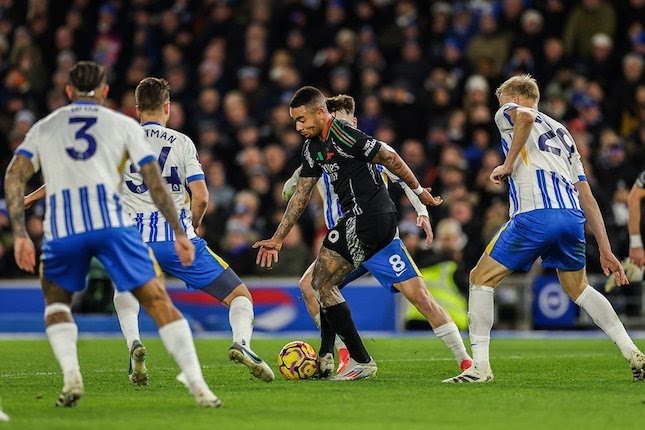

{"left": 229, "top": 296, "right": 254, "bottom": 348}
{"left": 113, "top": 290, "right": 141, "bottom": 351}
{"left": 313, "top": 312, "right": 347, "bottom": 352}
{"left": 46, "top": 322, "right": 81, "bottom": 384}
{"left": 433, "top": 321, "right": 471, "bottom": 365}
{"left": 159, "top": 319, "right": 206, "bottom": 391}
{"left": 468, "top": 284, "right": 495, "bottom": 370}
{"left": 575, "top": 285, "right": 638, "bottom": 360}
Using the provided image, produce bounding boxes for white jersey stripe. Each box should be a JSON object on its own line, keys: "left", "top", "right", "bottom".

{"left": 322, "top": 172, "right": 335, "bottom": 227}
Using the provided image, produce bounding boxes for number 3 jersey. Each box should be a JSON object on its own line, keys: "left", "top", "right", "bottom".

{"left": 16, "top": 101, "right": 155, "bottom": 241}
{"left": 495, "top": 102, "right": 586, "bottom": 218}
{"left": 121, "top": 121, "right": 204, "bottom": 243}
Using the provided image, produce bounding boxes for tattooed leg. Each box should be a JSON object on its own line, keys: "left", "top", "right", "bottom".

{"left": 312, "top": 246, "right": 371, "bottom": 363}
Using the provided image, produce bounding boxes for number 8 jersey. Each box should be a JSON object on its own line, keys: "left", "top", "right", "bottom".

{"left": 495, "top": 102, "right": 587, "bottom": 218}
{"left": 121, "top": 121, "right": 204, "bottom": 243}
{"left": 16, "top": 100, "right": 155, "bottom": 241}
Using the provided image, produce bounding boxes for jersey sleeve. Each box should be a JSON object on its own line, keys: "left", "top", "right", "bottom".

{"left": 636, "top": 170, "right": 645, "bottom": 188}
{"left": 15, "top": 122, "right": 41, "bottom": 172}
{"left": 299, "top": 140, "right": 322, "bottom": 178}
{"left": 184, "top": 136, "right": 205, "bottom": 183}
{"left": 124, "top": 119, "right": 155, "bottom": 169}
{"left": 333, "top": 120, "right": 381, "bottom": 161}
{"left": 494, "top": 103, "right": 520, "bottom": 133}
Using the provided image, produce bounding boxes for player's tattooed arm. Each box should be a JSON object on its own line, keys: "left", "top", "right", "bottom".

{"left": 274, "top": 176, "right": 317, "bottom": 241}
{"left": 4, "top": 155, "right": 34, "bottom": 237}
{"left": 140, "top": 161, "right": 184, "bottom": 236}
{"left": 372, "top": 143, "right": 420, "bottom": 189}
{"left": 372, "top": 143, "right": 442, "bottom": 206}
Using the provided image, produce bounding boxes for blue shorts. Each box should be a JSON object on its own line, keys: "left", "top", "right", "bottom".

{"left": 487, "top": 209, "right": 586, "bottom": 272}
{"left": 41, "top": 227, "right": 158, "bottom": 293}
{"left": 149, "top": 237, "right": 241, "bottom": 300}
{"left": 360, "top": 238, "right": 421, "bottom": 293}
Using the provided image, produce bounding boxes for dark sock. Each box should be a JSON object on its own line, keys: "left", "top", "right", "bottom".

{"left": 323, "top": 302, "right": 370, "bottom": 363}
{"left": 319, "top": 309, "right": 335, "bottom": 357}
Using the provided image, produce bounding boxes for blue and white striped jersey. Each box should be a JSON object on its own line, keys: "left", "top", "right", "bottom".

{"left": 121, "top": 122, "right": 204, "bottom": 242}
{"left": 16, "top": 101, "right": 155, "bottom": 241}
{"left": 495, "top": 103, "right": 586, "bottom": 218}
{"left": 317, "top": 164, "right": 428, "bottom": 229}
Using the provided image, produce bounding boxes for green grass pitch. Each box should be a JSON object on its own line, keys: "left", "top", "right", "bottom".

{"left": 0, "top": 337, "right": 643, "bottom": 430}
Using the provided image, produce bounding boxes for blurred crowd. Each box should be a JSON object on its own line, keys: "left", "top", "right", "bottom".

{"left": 0, "top": 0, "right": 643, "bottom": 283}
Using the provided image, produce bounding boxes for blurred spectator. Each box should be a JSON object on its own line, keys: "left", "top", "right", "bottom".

{"left": 564, "top": 0, "right": 616, "bottom": 58}
{"left": 466, "top": 12, "right": 511, "bottom": 79}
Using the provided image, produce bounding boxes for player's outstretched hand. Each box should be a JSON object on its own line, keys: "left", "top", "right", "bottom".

{"left": 253, "top": 238, "right": 283, "bottom": 268}
{"left": 629, "top": 247, "right": 645, "bottom": 269}
{"left": 175, "top": 235, "right": 195, "bottom": 267}
{"left": 600, "top": 252, "right": 629, "bottom": 286}
{"left": 14, "top": 236, "right": 35, "bottom": 273}
{"left": 417, "top": 215, "right": 434, "bottom": 246}
{"left": 418, "top": 188, "right": 443, "bottom": 207}
{"left": 490, "top": 164, "right": 513, "bottom": 185}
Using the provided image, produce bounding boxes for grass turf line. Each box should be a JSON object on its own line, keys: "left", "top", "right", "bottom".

{"left": 0, "top": 338, "right": 642, "bottom": 430}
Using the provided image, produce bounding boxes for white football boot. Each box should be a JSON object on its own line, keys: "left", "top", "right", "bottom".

{"left": 442, "top": 366, "right": 494, "bottom": 383}
{"left": 228, "top": 342, "right": 274, "bottom": 382}
{"left": 330, "top": 357, "right": 377, "bottom": 381}
{"left": 55, "top": 370, "right": 84, "bottom": 407}
{"left": 629, "top": 350, "right": 645, "bottom": 381}
{"left": 128, "top": 340, "right": 148, "bottom": 386}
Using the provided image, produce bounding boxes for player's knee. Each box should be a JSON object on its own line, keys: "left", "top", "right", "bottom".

{"left": 469, "top": 265, "right": 494, "bottom": 286}
{"left": 44, "top": 302, "right": 73, "bottom": 324}
{"left": 222, "top": 284, "right": 252, "bottom": 306}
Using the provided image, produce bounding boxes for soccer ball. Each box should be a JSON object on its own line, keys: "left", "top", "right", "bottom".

{"left": 277, "top": 341, "right": 318, "bottom": 380}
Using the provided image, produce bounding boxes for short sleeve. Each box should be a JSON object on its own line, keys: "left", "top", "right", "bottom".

{"left": 635, "top": 171, "right": 645, "bottom": 188}
{"left": 124, "top": 119, "right": 155, "bottom": 169}
{"left": 300, "top": 140, "right": 322, "bottom": 178}
{"left": 15, "top": 123, "right": 41, "bottom": 172}
{"left": 184, "top": 137, "right": 204, "bottom": 183}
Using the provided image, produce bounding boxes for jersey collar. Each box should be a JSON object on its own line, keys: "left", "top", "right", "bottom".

{"left": 72, "top": 100, "right": 98, "bottom": 105}
{"left": 321, "top": 116, "right": 334, "bottom": 142}
{"left": 141, "top": 121, "right": 162, "bottom": 126}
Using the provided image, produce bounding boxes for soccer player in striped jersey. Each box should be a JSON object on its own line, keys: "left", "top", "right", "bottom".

{"left": 283, "top": 94, "right": 470, "bottom": 376}
{"left": 628, "top": 170, "right": 645, "bottom": 268}
{"left": 25, "top": 77, "right": 275, "bottom": 385}
{"left": 444, "top": 74, "right": 644, "bottom": 383}
{"left": 5, "top": 61, "right": 221, "bottom": 407}
{"left": 257, "top": 87, "right": 470, "bottom": 380}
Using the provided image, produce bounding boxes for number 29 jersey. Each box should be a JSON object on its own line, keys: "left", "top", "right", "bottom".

{"left": 121, "top": 121, "right": 204, "bottom": 243}
{"left": 495, "top": 102, "right": 586, "bottom": 218}
{"left": 16, "top": 101, "right": 155, "bottom": 241}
